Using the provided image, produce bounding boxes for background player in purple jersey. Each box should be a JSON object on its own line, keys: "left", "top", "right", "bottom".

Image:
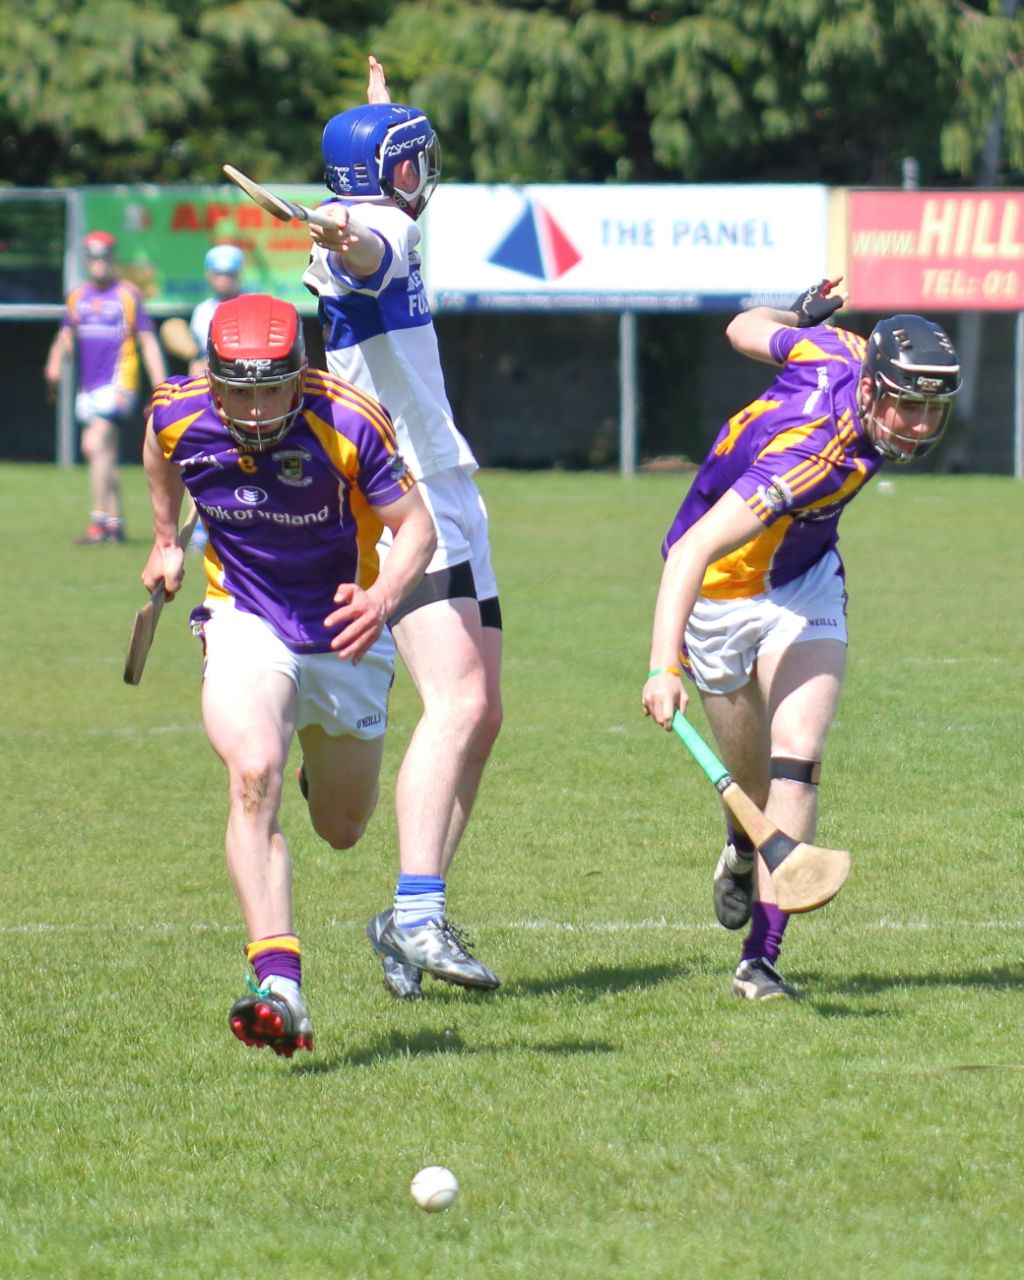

{"left": 642, "top": 280, "right": 961, "bottom": 1001}
{"left": 141, "top": 294, "right": 435, "bottom": 1056}
{"left": 44, "top": 231, "right": 167, "bottom": 544}
{"left": 300, "top": 55, "right": 503, "bottom": 999}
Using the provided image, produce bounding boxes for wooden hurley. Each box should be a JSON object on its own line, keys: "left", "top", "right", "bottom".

{"left": 671, "top": 711, "right": 851, "bottom": 914}
{"left": 123, "top": 502, "right": 200, "bottom": 686}
{"left": 222, "top": 164, "right": 335, "bottom": 230}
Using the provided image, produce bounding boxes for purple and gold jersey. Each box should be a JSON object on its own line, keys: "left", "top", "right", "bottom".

{"left": 149, "top": 368, "right": 415, "bottom": 653}
{"left": 664, "top": 324, "right": 884, "bottom": 599}
{"left": 62, "top": 280, "right": 155, "bottom": 394}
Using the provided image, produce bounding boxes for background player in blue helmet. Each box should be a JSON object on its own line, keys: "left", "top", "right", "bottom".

{"left": 642, "top": 281, "right": 961, "bottom": 1001}
{"left": 142, "top": 293, "right": 436, "bottom": 1055}
{"left": 189, "top": 243, "right": 245, "bottom": 376}
{"left": 301, "top": 56, "right": 503, "bottom": 998}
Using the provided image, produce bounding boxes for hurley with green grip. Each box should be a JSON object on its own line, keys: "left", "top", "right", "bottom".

{"left": 671, "top": 711, "right": 851, "bottom": 915}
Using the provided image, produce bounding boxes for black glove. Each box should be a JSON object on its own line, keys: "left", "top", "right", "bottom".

{"left": 788, "top": 278, "right": 843, "bottom": 327}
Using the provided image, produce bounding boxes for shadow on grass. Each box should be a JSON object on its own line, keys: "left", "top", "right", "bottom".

{"left": 503, "top": 961, "right": 686, "bottom": 999}
{"left": 295, "top": 1028, "right": 618, "bottom": 1074}
{"left": 802, "top": 964, "right": 1024, "bottom": 1017}
{"left": 288, "top": 964, "right": 684, "bottom": 1074}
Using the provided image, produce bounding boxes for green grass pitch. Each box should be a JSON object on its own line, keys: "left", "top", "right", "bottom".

{"left": 1, "top": 463, "right": 1021, "bottom": 1279}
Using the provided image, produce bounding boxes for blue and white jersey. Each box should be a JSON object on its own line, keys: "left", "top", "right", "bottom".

{"left": 190, "top": 296, "right": 225, "bottom": 352}
{"left": 302, "top": 199, "right": 477, "bottom": 481}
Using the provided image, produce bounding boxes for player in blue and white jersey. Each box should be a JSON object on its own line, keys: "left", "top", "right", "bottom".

{"left": 642, "top": 280, "right": 961, "bottom": 1001}
{"left": 299, "top": 56, "right": 502, "bottom": 998}
{"left": 188, "top": 243, "right": 245, "bottom": 375}
{"left": 141, "top": 294, "right": 436, "bottom": 1055}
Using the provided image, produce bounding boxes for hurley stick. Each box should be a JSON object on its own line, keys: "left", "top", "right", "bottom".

{"left": 671, "top": 711, "right": 851, "bottom": 914}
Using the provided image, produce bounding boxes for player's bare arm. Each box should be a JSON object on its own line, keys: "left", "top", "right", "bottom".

{"left": 43, "top": 328, "right": 73, "bottom": 400}
{"left": 141, "top": 421, "right": 187, "bottom": 600}
{"left": 724, "top": 308, "right": 796, "bottom": 364}
{"left": 309, "top": 205, "right": 385, "bottom": 279}
{"left": 324, "top": 488, "right": 436, "bottom": 662}
{"left": 643, "top": 490, "right": 766, "bottom": 729}
{"left": 139, "top": 329, "right": 169, "bottom": 390}
{"left": 367, "top": 54, "right": 391, "bottom": 105}
{"left": 726, "top": 278, "right": 848, "bottom": 364}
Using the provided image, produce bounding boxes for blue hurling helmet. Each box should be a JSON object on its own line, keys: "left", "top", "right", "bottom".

{"left": 322, "top": 104, "right": 441, "bottom": 218}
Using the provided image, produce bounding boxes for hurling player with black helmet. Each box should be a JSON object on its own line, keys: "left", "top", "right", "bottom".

{"left": 300, "top": 55, "right": 503, "bottom": 999}
{"left": 141, "top": 293, "right": 436, "bottom": 1056}
{"left": 642, "top": 280, "right": 961, "bottom": 1002}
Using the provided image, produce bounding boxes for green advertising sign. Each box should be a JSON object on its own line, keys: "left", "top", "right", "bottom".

{"left": 80, "top": 184, "right": 327, "bottom": 314}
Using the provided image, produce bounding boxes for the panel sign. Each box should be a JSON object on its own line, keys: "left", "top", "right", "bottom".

{"left": 423, "top": 184, "right": 830, "bottom": 312}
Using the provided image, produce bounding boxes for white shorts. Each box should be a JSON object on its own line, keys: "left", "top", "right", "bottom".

{"left": 75, "top": 384, "right": 133, "bottom": 425}
{"left": 199, "top": 603, "right": 395, "bottom": 738}
{"left": 683, "top": 551, "right": 848, "bottom": 695}
{"left": 378, "top": 465, "right": 498, "bottom": 601}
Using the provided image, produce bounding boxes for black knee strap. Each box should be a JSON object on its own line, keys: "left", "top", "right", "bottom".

{"left": 771, "top": 756, "right": 822, "bottom": 785}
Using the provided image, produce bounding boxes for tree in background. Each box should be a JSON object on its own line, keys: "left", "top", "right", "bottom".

{"left": 0, "top": 0, "right": 1022, "bottom": 189}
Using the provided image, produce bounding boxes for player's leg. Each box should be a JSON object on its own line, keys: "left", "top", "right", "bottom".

{"left": 298, "top": 724, "right": 384, "bottom": 850}
{"left": 392, "top": 593, "right": 491, "bottom": 874}
{"left": 685, "top": 595, "right": 767, "bottom": 931}
{"left": 73, "top": 403, "right": 110, "bottom": 543}
{"left": 367, "top": 469, "right": 501, "bottom": 992}
{"left": 438, "top": 617, "right": 502, "bottom": 873}
{"left": 203, "top": 662, "right": 297, "bottom": 940}
{"left": 757, "top": 636, "right": 847, "bottom": 845}
{"left": 200, "top": 608, "right": 312, "bottom": 1054}
{"left": 81, "top": 412, "right": 123, "bottom": 535}
{"left": 700, "top": 681, "right": 770, "bottom": 927}
{"left": 370, "top": 593, "right": 500, "bottom": 991}
{"left": 392, "top": 471, "right": 502, "bottom": 877}
{"left": 704, "top": 555, "right": 848, "bottom": 1000}
{"left": 727, "top": 636, "right": 847, "bottom": 1002}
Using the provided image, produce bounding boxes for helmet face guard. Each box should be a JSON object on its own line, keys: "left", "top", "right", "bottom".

{"left": 860, "top": 315, "right": 962, "bottom": 463}
{"left": 322, "top": 104, "right": 441, "bottom": 219}
{"left": 207, "top": 294, "right": 307, "bottom": 451}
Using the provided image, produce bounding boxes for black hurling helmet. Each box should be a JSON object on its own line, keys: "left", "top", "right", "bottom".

{"left": 860, "top": 315, "right": 962, "bottom": 462}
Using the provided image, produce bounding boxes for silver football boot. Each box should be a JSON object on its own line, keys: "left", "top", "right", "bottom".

{"left": 367, "top": 911, "right": 424, "bottom": 999}
{"left": 366, "top": 909, "right": 500, "bottom": 990}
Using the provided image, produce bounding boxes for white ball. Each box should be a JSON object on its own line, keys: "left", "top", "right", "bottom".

{"left": 409, "top": 1165, "right": 459, "bottom": 1212}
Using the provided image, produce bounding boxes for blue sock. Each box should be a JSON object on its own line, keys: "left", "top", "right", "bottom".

{"left": 394, "top": 874, "right": 446, "bottom": 927}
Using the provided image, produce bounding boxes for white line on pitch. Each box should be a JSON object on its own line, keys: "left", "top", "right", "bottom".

{"left": 3, "top": 918, "right": 1024, "bottom": 935}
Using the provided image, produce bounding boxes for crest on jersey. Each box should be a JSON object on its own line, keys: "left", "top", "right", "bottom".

{"left": 757, "top": 475, "right": 793, "bottom": 513}
{"left": 274, "top": 448, "right": 313, "bottom": 487}
{"left": 390, "top": 451, "right": 409, "bottom": 481}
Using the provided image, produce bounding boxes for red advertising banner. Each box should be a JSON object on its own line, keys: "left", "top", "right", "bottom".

{"left": 849, "top": 190, "right": 1024, "bottom": 311}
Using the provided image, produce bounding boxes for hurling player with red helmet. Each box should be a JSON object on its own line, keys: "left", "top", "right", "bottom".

{"left": 44, "top": 231, "right": 167, "bottom": 544}
{"left": 141, "top": 293, "right": 435, "bottom": 1056}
